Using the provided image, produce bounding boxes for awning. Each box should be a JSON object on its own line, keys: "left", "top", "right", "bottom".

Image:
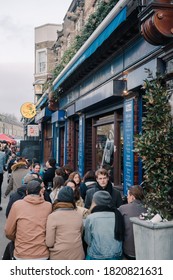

{"left": 35, "top": 107, "right": 52, "bottom": 123}
{"left": 51, "top": 110, "right": 66, "bottom": 123}
{"left": 53, "top": 6, "right": 127, "bottom": 91}
{"left": 0, "top": 133, "right": 17, "bottom": 145}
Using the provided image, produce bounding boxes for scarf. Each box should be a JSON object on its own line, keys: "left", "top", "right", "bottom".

{"left": 96, "top": 181, "right": 113, "bottom": 195}
{"left": 52, "top": 201, "right": 75, "bottom": 211}
{"left": 91, "top": 205, "right": 124, "bottom": 241}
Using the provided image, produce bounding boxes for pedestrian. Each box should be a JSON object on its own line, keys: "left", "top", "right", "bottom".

{"left": 61, "top": 164, "right": 73, "bottom": 181}
{"left": 49, "top": 175, "right": 64, "bottom": 203}
{"left": 5, "top": 174, "right": 44, "bottom": 219}
{"left": 65, "top": 179, "right": 84, "bottom": 208}
{"left": 4, "top": 180, "right": 52, "bottom": 260}
{"left": 84, "top": 191, "right": 124, "bottom": 260}
{"left": 80, "top": 170, "right": 96, "bottom": 200}
{"left": 0, "top": 145, "right": 6, "bottom": 210}
{"left": 46, "top": 186, "right": 85, "bottom": 260}
{"left": 31, "top": 163, "right": 42, "bottom": 176}
{"left": 23, "top": 162, "right": 42, "bottom": 184}
{"left": 68, "top": 172, "right": 83, "bottom": 203}
{"left": 64, "top": 179, "right": 89, "bottom": 219}
{"left": 55, "top": 167, "right": 65, "bottom": 178}
{"left": 4, "top": 157, "right": 29, "bottom": 197}
{"left": 42, "top": 158, "right": 56, "bottom": 192}
{"left": 69, "top": 171, "right": 82, "bottom": 188}
{"left": 84, "top": 168, "right": 123, "bottom": 209}
{"left": 6, "top": 153, "right": 17, "bottom": 183}
{"left": 118, "top": 185, "right": 147, "bottom": 260}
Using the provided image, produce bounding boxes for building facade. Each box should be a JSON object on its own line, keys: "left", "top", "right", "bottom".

{"left": 34, "top": 23, "right": 63, "bottom": 104}
{"left": 0, "top": 114, "right": 23, "bottom": 139}
{"left": 34, "top": 0, "right": 173, "bottom": 194}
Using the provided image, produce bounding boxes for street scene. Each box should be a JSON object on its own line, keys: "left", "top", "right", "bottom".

{"left": 0, "top": 0, "right": 173, "bottom": 265}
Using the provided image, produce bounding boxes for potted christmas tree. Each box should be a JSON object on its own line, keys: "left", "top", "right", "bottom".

{"left": 131, "top": 70, "right": 173, "bottom": 259}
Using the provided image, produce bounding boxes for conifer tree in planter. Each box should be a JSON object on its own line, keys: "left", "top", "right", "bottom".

{"left": 131, "top": 71, "right": 173, "bottom": 259}
{"left": 135, "top": 71, "right": 173, "bottom": 221}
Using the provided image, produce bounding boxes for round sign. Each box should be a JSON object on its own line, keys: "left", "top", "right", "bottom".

{"left": 20, "top": 102, "right": 36, "bottom": 119}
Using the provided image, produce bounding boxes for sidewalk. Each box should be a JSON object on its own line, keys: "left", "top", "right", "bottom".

{"left": 0, "top": 172, "right": 10, "bottom": 259}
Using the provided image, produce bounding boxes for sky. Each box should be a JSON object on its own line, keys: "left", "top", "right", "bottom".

{"left": 0, "top": 0, "right": 72, "bottom": 120}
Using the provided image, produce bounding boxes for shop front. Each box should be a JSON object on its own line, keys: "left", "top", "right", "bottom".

{"left": 47, "top": 0, "right": 173, "bottom": 194}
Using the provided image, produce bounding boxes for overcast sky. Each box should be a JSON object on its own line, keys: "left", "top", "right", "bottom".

{"left": 0, "top": 0, "right": 72, "bottom": 120}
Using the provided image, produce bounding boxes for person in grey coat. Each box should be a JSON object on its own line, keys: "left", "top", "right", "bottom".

{"left": 84, "top": 168, "right": 123, "bottom": 209}
{"left": 118, "top": 185, "right": 147, "bottom": 259}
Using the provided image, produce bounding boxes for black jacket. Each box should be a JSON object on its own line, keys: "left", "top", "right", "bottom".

{"left": 6, "top": 186, "right": 26, "bottom": 218}
{"left": 42, "top": 167, "right": 56, "bottom": 190}
{"left": 84, "top": 181, "right": 123, "bottom": 209}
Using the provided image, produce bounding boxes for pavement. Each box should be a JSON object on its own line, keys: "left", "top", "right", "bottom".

{"left": 0, "top": 172, "right": 10, "bottom": 259}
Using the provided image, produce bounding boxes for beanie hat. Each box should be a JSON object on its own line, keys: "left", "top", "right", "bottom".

{"left": 57, "top": 186, "right": 74, "bottom": 203}
{"left": 93, "top": 191, "right": 112, "bottom": 207}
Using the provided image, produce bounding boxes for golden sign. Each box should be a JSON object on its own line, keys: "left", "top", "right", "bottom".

{"left": 20, "top": 102, "right": 36, "bottom": 119}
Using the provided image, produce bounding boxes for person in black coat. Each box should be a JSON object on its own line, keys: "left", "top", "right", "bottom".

{"left": 84, "top": 168, "right": 123, "bottom": 209}
{"left": 80, "top": 170, "right": 96, "bottom": 200}
{"left": 42, "top": 158, "right": 56, "bottom": 192}
{"left": 6, "top": 185, "right": 26, "bottom": 218}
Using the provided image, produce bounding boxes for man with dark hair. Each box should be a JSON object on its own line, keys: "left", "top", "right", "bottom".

{"left": 118, "top": 185, "right": 147, "bottom": 260}
{"left": 42, "top": 158, "right": 56, "bottom": 192}
{"left": 84, "top": 168, "right": 123, "bottom": 209}
{"left": 62, "top": 164, "right": 73, "bottom": 181}
{"left": 4, "top": 180, "right": 52, "bottom": 260}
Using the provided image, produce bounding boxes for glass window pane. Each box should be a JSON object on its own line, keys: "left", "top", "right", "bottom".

{"left": 96, "top": 123, "right": 114, "bottom": 169}
{"left": 38, "top": 51, "right": 46, "bottom": 73}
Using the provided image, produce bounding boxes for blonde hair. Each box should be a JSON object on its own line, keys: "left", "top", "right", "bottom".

{"left": 95, "top": 168, "right": 109, "bottom": 179}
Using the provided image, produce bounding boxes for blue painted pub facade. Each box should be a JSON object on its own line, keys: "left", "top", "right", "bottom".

{"left": 35, "top": 0, "right": 173, "bottom": 195}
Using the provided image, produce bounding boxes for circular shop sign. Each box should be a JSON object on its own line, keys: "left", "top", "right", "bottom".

{"left": 20, "top": 102, "right": 36, "bottom": 119}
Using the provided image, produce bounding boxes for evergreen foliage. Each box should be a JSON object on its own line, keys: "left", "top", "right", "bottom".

{"left": 135, "top": 72, "right": 173, "bottom": 220}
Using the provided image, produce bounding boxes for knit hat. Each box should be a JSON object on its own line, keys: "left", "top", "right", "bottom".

{"left": 57, "top": 186, "right": 74, "bottom": 203}
{"left": 92, "top": 191, "right": 112, "bottom": 207}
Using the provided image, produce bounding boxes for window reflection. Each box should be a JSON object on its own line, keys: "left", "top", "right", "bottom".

{"left": 96, "top": 124, "right": 114, "bottom": 170}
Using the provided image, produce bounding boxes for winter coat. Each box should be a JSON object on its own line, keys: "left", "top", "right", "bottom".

{"left": 5, "top": 162, "right": 29, "bottom": 196}
{"left": 118, "top": 200, "right": 147, "bottom": 258}
{"left": 84, "top": 181, "right": 123, "bottom": 209}
{"left": 46, "top": 202, "right": 85, "bottom": 260}
{"left": 42, "top": 167, "right": 56, "bottom": 189}
{"left": 5, "top": 195, "right": 52, "bottom": 259}
{"left": 80, "top": 180, "right": 97, "bottom": 200}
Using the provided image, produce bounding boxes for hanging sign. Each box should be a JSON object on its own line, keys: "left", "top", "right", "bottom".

{"left": 27, "top": 125, "right": 39, "bottom": 137}
{"left": 20, "top": 102, "right": 36, "bottom": 119}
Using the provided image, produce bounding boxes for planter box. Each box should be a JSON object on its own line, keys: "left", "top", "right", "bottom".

{"left": 130, "top": 217, "right": 173, "bottom": 260}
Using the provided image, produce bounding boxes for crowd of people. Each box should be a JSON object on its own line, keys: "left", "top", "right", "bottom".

{"left": 0, "top": 143, "right": 147, "bottom": 260}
